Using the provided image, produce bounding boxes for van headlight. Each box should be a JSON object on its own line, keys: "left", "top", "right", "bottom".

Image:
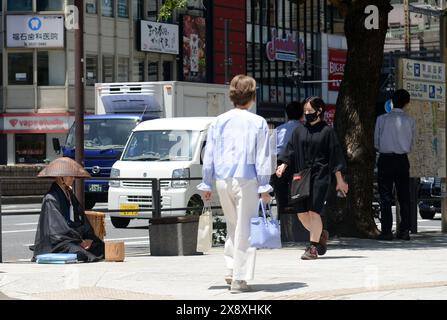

{"left": 172, "top": 168, "right": 190, "bottom": 188}
{"left": 110, "top": 168, "right": 120, "bottom": 188}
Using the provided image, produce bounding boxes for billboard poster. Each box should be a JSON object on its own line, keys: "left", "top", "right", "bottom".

{"left": 181, "top": 15, "right": 207, "bottom": 82}
{"left": 328, "top": 48, "right": 347, "bottom": 91}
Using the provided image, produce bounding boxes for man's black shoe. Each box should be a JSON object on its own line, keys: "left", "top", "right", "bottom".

{"left": 377, "top": 232, "right": 394, "bottom": 241}
{"left": 396, "top": 231, "right": 410, "bottom": 241}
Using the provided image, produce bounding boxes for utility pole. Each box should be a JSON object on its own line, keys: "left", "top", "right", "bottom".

{"left": 74, "top": 0, "right": 85, "bottom": 207}
{"left": 441, "top": 3, "right": 447, "bottom": 233}
{"left": 224, "top": 20, "right": 232, "bottom": 84}
{"left": 404, "top": 0, "right": 411, "bottom": 53}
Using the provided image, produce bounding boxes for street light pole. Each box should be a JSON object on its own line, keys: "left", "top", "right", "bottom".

{"left": 74, "top": 0, "right": 85, "bottom": 207}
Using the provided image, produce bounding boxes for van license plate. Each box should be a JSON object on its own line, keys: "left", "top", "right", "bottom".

{"left": 120, "top": 204, "right": 139, "bottom": 216}
{"left": 88, "top": 184, "right": 103, "bottom": 192}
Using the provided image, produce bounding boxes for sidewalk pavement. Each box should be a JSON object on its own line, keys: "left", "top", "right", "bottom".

{"left": 1, "top": 232, "right": 447, "bottom": 300}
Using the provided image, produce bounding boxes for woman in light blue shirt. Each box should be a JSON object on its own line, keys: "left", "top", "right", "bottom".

{"left": 198, "top": 75, "right": 274, "bottom": 294}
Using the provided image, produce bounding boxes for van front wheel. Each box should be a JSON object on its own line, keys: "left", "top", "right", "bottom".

{"left": 111, "top": 217, "right": 131, "bottom": 228}
{"left": 186, "top": 194, "right": 204, "bottom": 216}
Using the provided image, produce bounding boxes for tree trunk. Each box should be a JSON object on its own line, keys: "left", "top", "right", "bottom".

{"left": 327, "top": 0, "right": 393, "bottom": 238}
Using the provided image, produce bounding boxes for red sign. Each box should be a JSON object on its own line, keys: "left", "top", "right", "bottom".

{"left": 266, "top": 29, "right": 303, "bottom": 63}
{"left": 324, "top": 105, "right": 336, "bottom": 127}
{"left": 1, "top": 113, "right": 74, "bottom": 133}
{"left": 328, "top": 49, "right": 347, "bottom": 91}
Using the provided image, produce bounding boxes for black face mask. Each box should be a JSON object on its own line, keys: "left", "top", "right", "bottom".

{"left": 305, "top": 112, "right": 319, "bottom": 124}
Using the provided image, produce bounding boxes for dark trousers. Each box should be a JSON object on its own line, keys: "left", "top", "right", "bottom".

{"left": 271, "top": 165, "right": 292, "bottom": 219}
{"left": 378, "top": 153, "right": 411, "bottom": 234}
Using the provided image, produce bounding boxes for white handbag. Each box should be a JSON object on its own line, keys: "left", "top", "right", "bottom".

{"left": 196, "top": 205, "right": 213, "bottom": 253}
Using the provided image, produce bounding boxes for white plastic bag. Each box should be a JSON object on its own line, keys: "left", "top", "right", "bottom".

{"left": 196, "top": 205, "right": 213, "bottom": 252}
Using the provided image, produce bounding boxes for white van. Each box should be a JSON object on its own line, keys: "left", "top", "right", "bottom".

{"left": 107, "top": 117, "right": 216, "bottom": 228}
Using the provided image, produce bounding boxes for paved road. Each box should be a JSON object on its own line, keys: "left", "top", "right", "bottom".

{"left": 0, "top": 203, "right": 443, "bottom": 262}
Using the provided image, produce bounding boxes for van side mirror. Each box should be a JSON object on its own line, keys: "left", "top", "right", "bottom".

{"left": 200, "top": 141, "right": 206, "bottom": 165}
{"left": 52, "top": 138, "right": 61, "bottom": 154}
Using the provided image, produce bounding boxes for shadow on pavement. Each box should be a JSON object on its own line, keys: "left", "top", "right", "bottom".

{"left": 250, "top": 282, "right": 308, "bottom": 293}
{"left": 208, "top": 282, "right": 307, "bottom": 293}
{"left": 317, "top": 256, "right": 367, "bottom": 260}
{"left": 329, "top": 232, "right": 447, "bottom": 251}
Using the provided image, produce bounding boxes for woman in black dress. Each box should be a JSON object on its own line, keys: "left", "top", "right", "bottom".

{"left": 276, "top": 97, "right": 348, "bottom": 260}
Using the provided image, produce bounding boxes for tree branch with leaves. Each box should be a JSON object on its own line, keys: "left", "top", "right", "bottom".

{"left": 158, "top": 0, "right": 189, "bottom": 22}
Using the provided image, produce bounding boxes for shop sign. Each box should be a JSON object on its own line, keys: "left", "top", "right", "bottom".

{"left": 266, "top": 29, "right": 303, "bottom": 63}
{"left": 6, "top": 15, "right": 64, "bottom": 48}
{"left": 140, "top": 20, "right": 179, "bottom": 55}
{"left": 328, "top": 48, "right": 347, "bottom": 91}
{"left": 1, "top": 114, "right": 73, "bottom": 134}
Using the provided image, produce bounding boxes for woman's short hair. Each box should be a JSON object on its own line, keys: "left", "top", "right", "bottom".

{"left": 229, "top": 75, "right": 257, "bottom": 107}
{"left": 304, "top": 96, "right": 326, "bottom": 119}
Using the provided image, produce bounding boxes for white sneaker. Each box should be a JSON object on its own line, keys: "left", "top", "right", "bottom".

{"left": 225, "top": 274, "right": 232, "bottom": 285}
{"left": 225, "top": 269, "right": 233, "bottom": 285}
{"left": 230, "top": 280, "right": 251, "bottom": 293}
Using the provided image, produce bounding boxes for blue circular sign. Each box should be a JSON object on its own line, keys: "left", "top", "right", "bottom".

{"left": 384, "top": 99, "right": 393, "bottom": 113}
{"left": 28, "top": 17, "right": 42, "bottom": 31}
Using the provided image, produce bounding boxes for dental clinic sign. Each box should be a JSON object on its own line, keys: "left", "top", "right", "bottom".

{"left": 6, "top": 15, "right": 64, "bottom": 48}
{"left": 266, "top": 29, "right": 304, "bottom": 63}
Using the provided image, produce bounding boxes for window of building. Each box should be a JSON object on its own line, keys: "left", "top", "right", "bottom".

{"left": 118, "top": 0, "right": 128, "bottom": 18}
{"left": 148, "top": 62, "right": 158, "bottom": 81}
{"left": 103, "top": 55, "right": 114, "bottom": 82}
{"left": 102, "top": 0, "right": 114, "bottom": 17}
{"left": 15, "top": 134, "right": 46, "bottom": 164}
{"left": 86, "top": 55, "right": 98, "bottom": 86}
{"left": 133, "top": 0, "right": 144, "bottom": 20}
{"left": 37, "top": 0, "right": 64, "bottom": 11}
{"left": 8, "top": 0, "right": 32, "bottom": 11}
{"left": 86, "top": 0, "right": 98, "bottom": 14}
{"left": 163, "top": 61, "right": 173, "bottom": 81}
{"left": 37, "top": 51, "right": 65, "bottom": 86}
{"left": 117, "top": 57, "right": 129, "bottom": 81}
{"left": 147, "top": 0, "right": 159, "bottom": 21}
{"left": 8, "top": 53, "right": 33, "bottom": 85}
{"left": 133, "top": 58, "right": 144, "bottom": 81}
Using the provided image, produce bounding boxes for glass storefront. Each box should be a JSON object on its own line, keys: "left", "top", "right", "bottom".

{"left": 246, "top": 0, "right": 335, "bottom": 125}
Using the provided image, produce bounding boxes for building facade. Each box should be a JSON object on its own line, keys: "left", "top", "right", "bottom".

{"left": 245, "top": 0, "right": 341, "bottom": 125}
{"left": 0, "top": 0, "right": 345, "bottom": 166}
{"left": 0, "top": 0, "right": 201, "bottom": 166}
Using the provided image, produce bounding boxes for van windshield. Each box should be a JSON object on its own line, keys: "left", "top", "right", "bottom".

{"left": 122, "top": 130, "right": 200, "bottom": 161}
{"left": 66, "top": 118, "right": 139, "bottom": 150}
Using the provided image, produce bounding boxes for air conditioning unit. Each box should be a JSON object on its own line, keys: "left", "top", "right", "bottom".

{"left": 187, "top": 0, "right": 204, "bottom": 10}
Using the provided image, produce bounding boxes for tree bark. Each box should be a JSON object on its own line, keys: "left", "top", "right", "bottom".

{"left": 327, "top": 0, "right": 393, "bottom": 238}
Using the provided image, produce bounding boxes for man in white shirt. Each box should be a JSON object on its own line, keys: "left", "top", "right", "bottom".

{"left": 374, "top": 89, "right": 416, "bottom": 241}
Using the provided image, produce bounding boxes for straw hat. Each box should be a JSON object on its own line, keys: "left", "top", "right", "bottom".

{"left": 37, "top": 157, "right": 91, "bottom": 178}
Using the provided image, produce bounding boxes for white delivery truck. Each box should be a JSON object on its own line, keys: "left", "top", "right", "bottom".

{"left": 105, "top": 81, "right": 240, "bottom": 228}
{"left": 95, "top": 81, "right": 232, "bottom": 117}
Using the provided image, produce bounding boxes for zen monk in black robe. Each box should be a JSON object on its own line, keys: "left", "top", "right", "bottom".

{"left": 32, "top": 158, "right": 104, "bottom": 263}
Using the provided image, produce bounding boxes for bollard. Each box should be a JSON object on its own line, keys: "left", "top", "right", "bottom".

{"left": 152, "top": 178, "right": 161, "bottom": 219}
{"left": 442, "top": 178, "right": 447, "bottom": 233}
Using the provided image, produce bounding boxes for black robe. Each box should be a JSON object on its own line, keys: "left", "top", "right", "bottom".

{"left": 278, "top": 121, "right": 346, "bottom": 214}
{"left": 32, "top": 183, "right": 104, "bottom": 262}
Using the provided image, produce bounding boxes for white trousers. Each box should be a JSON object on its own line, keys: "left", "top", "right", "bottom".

{"left": 216, "top": 178, "right": 259, "bottom": 281}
